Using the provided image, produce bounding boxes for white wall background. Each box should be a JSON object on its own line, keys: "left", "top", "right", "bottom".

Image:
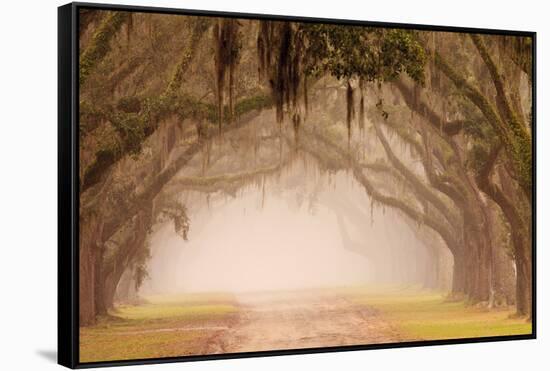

{"left": 0, "top": 0, "right": 545, "bottom": 369}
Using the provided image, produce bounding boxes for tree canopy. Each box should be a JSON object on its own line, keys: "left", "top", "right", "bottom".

{"left": 77, "top": 10, "right": 533, "bottom": 327}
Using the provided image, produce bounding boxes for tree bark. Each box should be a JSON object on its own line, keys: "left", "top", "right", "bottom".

{"left": 98, "top": 205, "right": 153, "bottom": 314}
{"left": 515, "top": 243, "right": 532, "bottom": 317}
{"left": 394, "top": 80, "right": 499, "bottom": 305}
{"left": 79, "top": 213, "right": 103, "bottom": 326}
{"left": 79, "top": 243, "right": 96, "bottom": 326}
{"left": 422, "top": 243, "right": 440, "bottom": 290}
{"left": 452, "top": 252, "right": 466, "bottom": 297}
{"left": 475, "top": 145, "right": 531, "bottom": 316}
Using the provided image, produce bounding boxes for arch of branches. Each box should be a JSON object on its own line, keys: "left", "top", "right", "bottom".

{"left": 78, "top": 11, "right": 533, "bottom": 325}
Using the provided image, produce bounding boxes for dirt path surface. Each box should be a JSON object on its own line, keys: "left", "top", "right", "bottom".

{"left": 208, "top": 290, "right": 404, "bottom": 354}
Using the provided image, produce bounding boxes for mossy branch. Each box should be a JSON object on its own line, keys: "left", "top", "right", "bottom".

{"left": 394, "top": 80, "right": 465, "bottom": 138}
{"left": 470, "top": 34, "right": 532, "bottom": 197}
{"left": 81, "top": 92, "right": 272, "bottom": 192}
{"left": 392, "top": 79, "right": 479, "bottom": 208}
{"left": 432, "top": 47, "right": 531, "bottom": 198}
{"left": 352, "top": 165, "right": 461, "bottom": 255}
{"left": 475, "top": 144, "right": 525, "bottom": 235}
{"left": 163, "top": 18, "right": 211, "bottom": 97}
{"left": 302, "top": 126, "right": 461, "bottom": 256}
{"left": 372, "top": 119, "right": 459, "bottom": 229}
{"left": 173, "top": 162, "right": 285, "bottom": 195}
{"left": 94, "top": 96, "right": 271, "bottom": 244}
{"left": 360, "top": 161, "right": 403, "bottom": 181}
{"left": 80, "top": 11, "right": 129, "bottom": 86}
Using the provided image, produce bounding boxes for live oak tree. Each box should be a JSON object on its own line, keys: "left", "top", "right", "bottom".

{"left": 78, "top": 11, "right": 532, "bottom": 325}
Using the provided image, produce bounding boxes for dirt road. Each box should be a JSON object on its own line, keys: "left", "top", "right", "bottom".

{"left": 208, "top": 290, "right": 403, "bottom": 354}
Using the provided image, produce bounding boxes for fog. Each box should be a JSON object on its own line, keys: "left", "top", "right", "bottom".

{"left": 141, "top": 157, "right": 432, "bottom": 295}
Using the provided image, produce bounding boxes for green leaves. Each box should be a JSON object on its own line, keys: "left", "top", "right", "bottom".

{"left": 256, "top": 21, "right": 426, "bottom": 136}
{"left": 300, "top": 25, "right": 426, "bottom": 84}
{"left": 381, "top": 29, "right": 426, "bottom": 84}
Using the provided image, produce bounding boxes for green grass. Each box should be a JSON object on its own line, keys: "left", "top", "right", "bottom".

{"left": 80, "top": 329, "right": 204, "bottom": 362}
{"left": 348, "top": 285, "right": 532, "bottom": 341}
{"left": 115, "top": 303, "right": 236, "bottom": 321}
{"left": 80, "top": 293, "right": 238, "bottom": 362}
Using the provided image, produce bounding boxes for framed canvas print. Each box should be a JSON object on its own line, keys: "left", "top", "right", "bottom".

{"left": 58, "top": 2, "right": 536, "bottom": 368}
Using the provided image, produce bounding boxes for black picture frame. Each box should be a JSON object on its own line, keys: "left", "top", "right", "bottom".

{"left": 58, "top": 2, "right": 537, "bottom": 368}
